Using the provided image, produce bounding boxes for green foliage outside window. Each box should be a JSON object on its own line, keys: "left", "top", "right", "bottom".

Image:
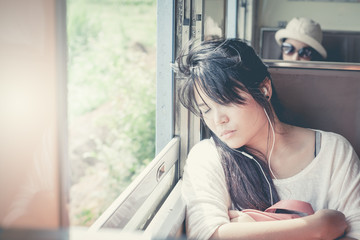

{"left": 67, "top": 0, "right": 156, "bottom": 226}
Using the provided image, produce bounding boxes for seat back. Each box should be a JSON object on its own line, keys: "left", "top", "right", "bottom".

{"left": 269, "top": 64, "right": 360, "bottom": 156}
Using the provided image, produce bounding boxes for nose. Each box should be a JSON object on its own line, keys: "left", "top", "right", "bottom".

{"left": 214, "top": 110, "right": 229, "bottom": 125}
{"left": 292, "top": 52, "right": 300, "bottom": 61}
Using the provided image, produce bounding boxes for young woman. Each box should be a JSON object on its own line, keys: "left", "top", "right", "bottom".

{"left": 176, "top": 39, "right": 360, "bottom": 239}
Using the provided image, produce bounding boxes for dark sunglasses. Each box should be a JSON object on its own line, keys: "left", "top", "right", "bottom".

{"left": 281, "top": 42, "right": 313, "bottom": 59}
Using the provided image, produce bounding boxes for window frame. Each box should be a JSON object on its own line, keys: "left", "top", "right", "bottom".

{"left": 89, "top": 0, "right": 232, "bottom": 234}
{"left": 89, "top": 0, "right": 184, "bottom": 232}
{"left": 89, "top": 137, "right": 180, "bottom": 231}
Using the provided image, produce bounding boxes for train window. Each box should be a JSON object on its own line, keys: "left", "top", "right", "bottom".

{"left": 203, "top": 0, "right": 226, "bottom": 40}
{"left": 67, "top": 0, "right": 186, "bottom": 235}
{"left": 67, "top": 0, "right": 160, "bottom": 228}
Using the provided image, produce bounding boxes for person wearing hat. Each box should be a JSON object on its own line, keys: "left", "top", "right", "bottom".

{"left": 275, "top": 17, "right": 327, "bottom": 61}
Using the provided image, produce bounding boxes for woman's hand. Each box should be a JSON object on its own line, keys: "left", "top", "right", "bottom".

{"left": 228, "top": 209, "right": 349, "bottom": 239}
{"left": 310, "top": 209, "right": 349, "bottom": 239}
{"left": 229, "top": 210, "right": 256, "bottom": 223}
{"left": 226, "top": 209, "right": 349, "bottom": 240}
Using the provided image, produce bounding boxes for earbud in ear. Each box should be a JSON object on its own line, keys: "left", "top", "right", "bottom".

{"left": 262, "top": 87, "right": 268, "bottom": 96}
{"left": 262, "top": 87, "right": 270, "bottom": 99}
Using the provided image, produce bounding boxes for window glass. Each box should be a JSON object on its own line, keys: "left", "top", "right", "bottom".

{"left": 67, "top": 0, "right": 157, "bottom": 227}
{"left": 203, "top": 0, "right": 225, "bottom": 41}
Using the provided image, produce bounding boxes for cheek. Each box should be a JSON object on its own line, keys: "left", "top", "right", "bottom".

{"left": 202, "top": 118, "right": 214, "bottom": 131}
{"left": 282, "top": 53, "right": 291, "bottom": 60}
{"left": 243, "top": 103, "right": 267, "bottom": 129}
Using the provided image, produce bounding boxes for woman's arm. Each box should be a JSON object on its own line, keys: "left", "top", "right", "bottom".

{"left": 326, "top": 135, "right": 360, "bottom": 238}
{"left": 211, "top": 209, "right": 348, "bottom": 240}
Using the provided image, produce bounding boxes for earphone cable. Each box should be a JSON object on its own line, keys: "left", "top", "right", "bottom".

{"left": 263, "top": 108, "right": 277, "bottom": 180}
{"left": 233, "top": 149, "right": 274, "bottom": 205}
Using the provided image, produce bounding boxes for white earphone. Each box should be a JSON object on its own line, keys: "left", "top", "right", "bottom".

{"left": 237, "top": 149, "right": 274, "bottom": 205}
{"left": 233, "top": 107, "right": 276, "bottom": 205}
{"left": 262, "top": 87, "right": 270, "bottom": 100}
{"left": 262, "top": 87, "right": 267, "bottom": 95}
{"left": 262, "top": 87, "right": 269, "bottom": 97}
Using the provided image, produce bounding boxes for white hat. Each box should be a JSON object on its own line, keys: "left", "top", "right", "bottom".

{"left": 275, "top": 17, "right": 327, "bottom": 59}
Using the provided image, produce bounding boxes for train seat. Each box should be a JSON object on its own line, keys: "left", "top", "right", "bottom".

{"left": 269, "top": 64, "right": 360, "bottom": 156}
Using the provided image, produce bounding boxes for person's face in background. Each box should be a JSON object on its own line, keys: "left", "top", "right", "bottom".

{"left": 281, "top": 39, "right": 313, "bottom": 61}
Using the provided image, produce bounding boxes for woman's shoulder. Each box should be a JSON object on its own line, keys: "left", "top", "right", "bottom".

{"left": 188, "top": 138, "right": 217, "bottom": 154}
{"left": 318, "top": 130, "right": 353, "bottom": 148}
{"left": 298, "top": 127, "right": 351, "bottom": 145}
{"left": 186, "top": 138, "right": 220, "bottom": 166}
{"left": 316, "top": 130, "right": 358, "bottom": 160}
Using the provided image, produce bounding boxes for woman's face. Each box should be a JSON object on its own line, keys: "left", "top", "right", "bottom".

{"left": 195, "top": 87, "right": 269, "bottom": 149}
{"left": 281, "top": 39, "right": 312, "bottom": 61}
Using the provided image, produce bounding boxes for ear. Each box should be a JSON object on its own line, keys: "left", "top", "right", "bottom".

{"left": 260, "top": 77, "right": 272, "bottom": 100}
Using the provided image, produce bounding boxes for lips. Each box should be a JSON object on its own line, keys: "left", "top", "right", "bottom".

{"left": 220, "top": 130, "right": 236, "bottom": 138}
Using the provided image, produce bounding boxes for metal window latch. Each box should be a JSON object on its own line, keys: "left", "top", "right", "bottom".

{"left": 156, "top": 162, "right": 165, "bottom": 181}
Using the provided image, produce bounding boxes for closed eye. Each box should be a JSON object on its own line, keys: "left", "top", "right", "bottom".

{"left": 198, "top": 102, "right": 211, "bottom": 115}
{"left": 202, "top": 108, "right": 210, "bottom": 115}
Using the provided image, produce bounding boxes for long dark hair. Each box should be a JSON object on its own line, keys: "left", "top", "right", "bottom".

{"left": 176, "top": 39, "right": 283, "bottom": 211}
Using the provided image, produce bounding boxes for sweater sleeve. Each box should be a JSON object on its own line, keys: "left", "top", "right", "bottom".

{"left": 327, "top": 134, "right": 360, "bottom": 239}
{"left": 181, "top": 139, "right": 231, "bottom": 240}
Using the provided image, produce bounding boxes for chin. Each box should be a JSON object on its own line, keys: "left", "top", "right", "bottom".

{"left": 224, "top": 141, "right": 243, "bottom": 149}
